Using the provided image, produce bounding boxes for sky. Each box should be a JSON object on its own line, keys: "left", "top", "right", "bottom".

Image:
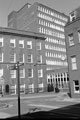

{"left": 0, "top": 0, "right": 80, "bottom": 27}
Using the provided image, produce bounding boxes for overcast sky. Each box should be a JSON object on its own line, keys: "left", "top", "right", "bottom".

{"left": 0, "top": 0, "right": 80, "bottom": 27}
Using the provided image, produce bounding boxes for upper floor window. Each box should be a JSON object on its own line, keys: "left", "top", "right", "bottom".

{"left": 0, "top": 38, "right": 3, "bottom": 47}
{"left": 20, "top": 69, "right": 25, "bottom": 78}
{"left": 71, "top": 56, "right": 77, "bottom": 70}
{"left": 27, "top": 41, "right": 32, "bottom": 49}
{"left": 28, "top": 68, "right": 33, "bottom": 78}
{"left": 19, "top": 40, "right": 24, "bottom": 48}
{"left": 27, "top": 54, "right": 33, "bottom": 63}
{"left": 36, "top": 42, "right": 41, "bottom": 50}
{"left": 10, "top": 52, "right": 16, "bottom": 63}
{"left": 38, "top": 69, "right": 43, "bottom": 77}
{"left": 37, "top": 55, "right": 42, "bottom": 63}
{"left": 68, "top": 33, "right": 74, "bottom": 46}
{"left": 10, "top": 39, "right": 16, "bottom": 48}
{"left": 10, "top": 70, "right": 16, "bottom": 78}
{"left": 19, "top": 53, "right": 24, "bottom": 63}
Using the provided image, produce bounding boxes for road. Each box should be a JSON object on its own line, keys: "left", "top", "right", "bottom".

{"left": 0, "top": 92, "right": 80, "bottom": 119}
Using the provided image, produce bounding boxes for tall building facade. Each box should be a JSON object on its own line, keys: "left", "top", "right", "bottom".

{"left": 65, "top": 7, "right": 80, "bottom": 98}
{"left": 0, "top": 27, "right": 46, "bottom": 95}
{"left": 8, "top": 2, "right": 69, "bottom": 92}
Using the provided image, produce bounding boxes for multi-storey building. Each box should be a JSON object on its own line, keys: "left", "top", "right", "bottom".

{"left": 8, "top": 2, "right": 69, "bottom": 92}
{"left": 65, "top": 7, "right": 80, "bottom": 98}
{"left": 0, "top": 27, "right": 46, "bottom": 95}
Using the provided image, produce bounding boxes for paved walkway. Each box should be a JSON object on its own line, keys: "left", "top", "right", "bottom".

{"left": 0, "top": 112, "right": 11, "bottom": 118}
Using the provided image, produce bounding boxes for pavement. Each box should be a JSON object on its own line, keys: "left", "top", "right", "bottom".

{"left": 0, "top": 92, "right": 80, "bottom": 119}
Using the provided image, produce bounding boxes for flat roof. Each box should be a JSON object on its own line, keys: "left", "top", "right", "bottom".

{"left": 0, "top": 27, "right": 45, "bottom": 40}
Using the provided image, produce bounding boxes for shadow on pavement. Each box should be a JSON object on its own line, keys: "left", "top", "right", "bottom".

{"left": 5, "top": 103, "right": 80, "bottom": 119}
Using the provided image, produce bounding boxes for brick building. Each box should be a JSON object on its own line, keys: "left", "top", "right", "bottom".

{"left": 65, "top": 7, "right": 80, "bottom": 98}
{"left": 8, "top": 2, "right": 69, "bottom": 92}
{"left": 0, "top": 27, "right": 46, "bottom": 95}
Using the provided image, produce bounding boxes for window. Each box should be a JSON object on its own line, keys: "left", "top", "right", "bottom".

{"left": 10, "top": 70, "right": 16, "bottom": 78}
{"left": 19, "top": 53, "right": 24, "bottom": 63}
{"left": 38, "top": 83, "right": 43, "bottom": 92}
{"left": 20, "top": 84, "right": 25, "bottom": 94}
{"left": 73, "top": 80, "right": 80, "bottom": 93}
{"left": 0, "top": 38, "right": 3, "bottom": 47}
{"left": 36, "top": 42, "right": 41, "bottom": 50}
{"left": 28, "top": 69, "right": 33, "bottom": 78}
{"left": 37, "top": 55, "right": 42, "bottom": 63}
{"left": 10, "top": 52, "right": 16, "bottom": 63}
{"left": 71, "top": 56, "right": 77, "bottom": 70}
{"left": 38, "top": 69, "right": 43, "bottom": 77}
{"left": 20, "top": 69, "right": 25, "bottom": 78}
{"left": 28, "top": 84, "right": 34, "bottom": 93}
{"left": 78, "top": 31, "right": 80, "bottom": 42}
{"left": 68, "top": 33, "right": 74, "bottom": 46}
{"left": 27, "top": 54, "right": 33, "bottom": 63}
{"left": 10, "top": 39, "right": 16, "bottom": 48}
{"left": 10, "top": 85, "right": 16, "bottom": 95}
{"left": 0, "top": 69, "right": 3, "bottom": 77}
{"left": 27, "top": 41, "right": 32, "bottom": 49}
{"left": 0, "top": 53, "right": 3, "bottom": 62}
{"left": 19, "top": 40, "right": 24, "bottom": 48}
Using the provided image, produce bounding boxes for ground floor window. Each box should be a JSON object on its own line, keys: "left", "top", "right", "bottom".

{"left": 28, "top": 84, "right": 34, "bottom": 93}
{"left": 10, "top": 85, "right": 16, "bottom": 95}
{"left": 20, "top": 84, "right": 25, "bottom": 94}
{"left": 73, "top": 80, "right": 80, "bottom": 93}
{"left": 38, "top": 83, "right": 43, "bottom": 92}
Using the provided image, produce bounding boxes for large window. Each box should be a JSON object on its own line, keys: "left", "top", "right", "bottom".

{"left": 20, "top": 84, "right": 25, "bottom": 94}
{"left": 10, "top": 85, "right": 16, "bottom": 95}
{"left": 19, "top": 53, "right": 24, "bottom": 63}
{"left": 68, "top": 33, "right": 74, "bottom": 46}
{"left": 37, "top": 55, "right": 42, "bottom": 63}
{"left": 73, "top": 80, "right": 80, "bottom": 93}
{"left": 10, "top": 70, "right": 16, "bottom": 78}
{"left": 19, "top": 40, "right": 24, "bottom": 48}
{"left": 10, "top": 52, "right": 16, "bottom": 63}
{"left": 20, "top": 69, "right": 25, "bottom": 78}
{"left": 38, "top": 69, "right": 43, "bottom": 77}
{"left": 0, "top": 38, "right": 3, "bottom": 47}
{"left": 0, "top": 53, "right": 3, "bottom": 62}
{"left": 10, "top": 39, "right": 16, "bottom": 48}
{"left": 27, "top": 54, "right": 33, "bottom": 63}
{"left": 27, "top": 41, "right": 32, "bottom": 49}
{"left": 71, "top": 56, "right": 77, "bottom": 70}
{"left": 36, "top": 42, "right": 41, "bottom": 50}
{"left": 28, "top": 84, "right": 34, "bottom": 93}
{"left": 28, "top": 69, "right": 33, "bottom": 78}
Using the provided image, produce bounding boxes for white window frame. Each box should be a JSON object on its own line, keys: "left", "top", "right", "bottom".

{"left": 20, "top": 69, "right": 25, "bottom": 78}
{"left": 0, "top": 37, "right": 3, "bottom": 47}
{"left": 36, "top": 42, "right": 41, "bottom": 50}
{"left": 10, "top": 39, "right": 16, "bottom": 48}
{"left": 38, "top": 83, "right": 43, "bottom": 92}
{"left": 19, "top": 53, "right": 24, "bottom": 63}
{"left": 10, "top": 53, "right": 16, "bottom": 63}
{"left": 28, "top": 84, "right": 34, "bottom": 93}
{"left": 20, "top": 84, "right": 25, "bottom": 94}
{"left": 19, "top": 40, "right": 24, "bottom": 48}
{"left": 38, "top": 69, "right": 43, "bottom": 77}
{"left": 10, "top": 70, "right": 16, "bottom": 78}
{"left": 68, "top": 34, "right": 74, "bottom": 46}
{"left": 73, "top": 80, "right": 80, "bottom": 93}
{"left": 27, "top": 41, "right": 32, "bottom": 49}
{"left": 0, "top": 53, "right": 3, "bottom": 62}
{"left": 71, "top": 57, "right": 77, "bottom": 70}
{"left": 28, "top": 69, "right": 33, "bottom": 78}
{"left": 27, "top": 54, "right": 33, "bottom": 63}
{"left": 10, "top": 85, "right": 16, "bottom": 95}
{"left": 0, "top": 69, "right": 3, "bottom": 77}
